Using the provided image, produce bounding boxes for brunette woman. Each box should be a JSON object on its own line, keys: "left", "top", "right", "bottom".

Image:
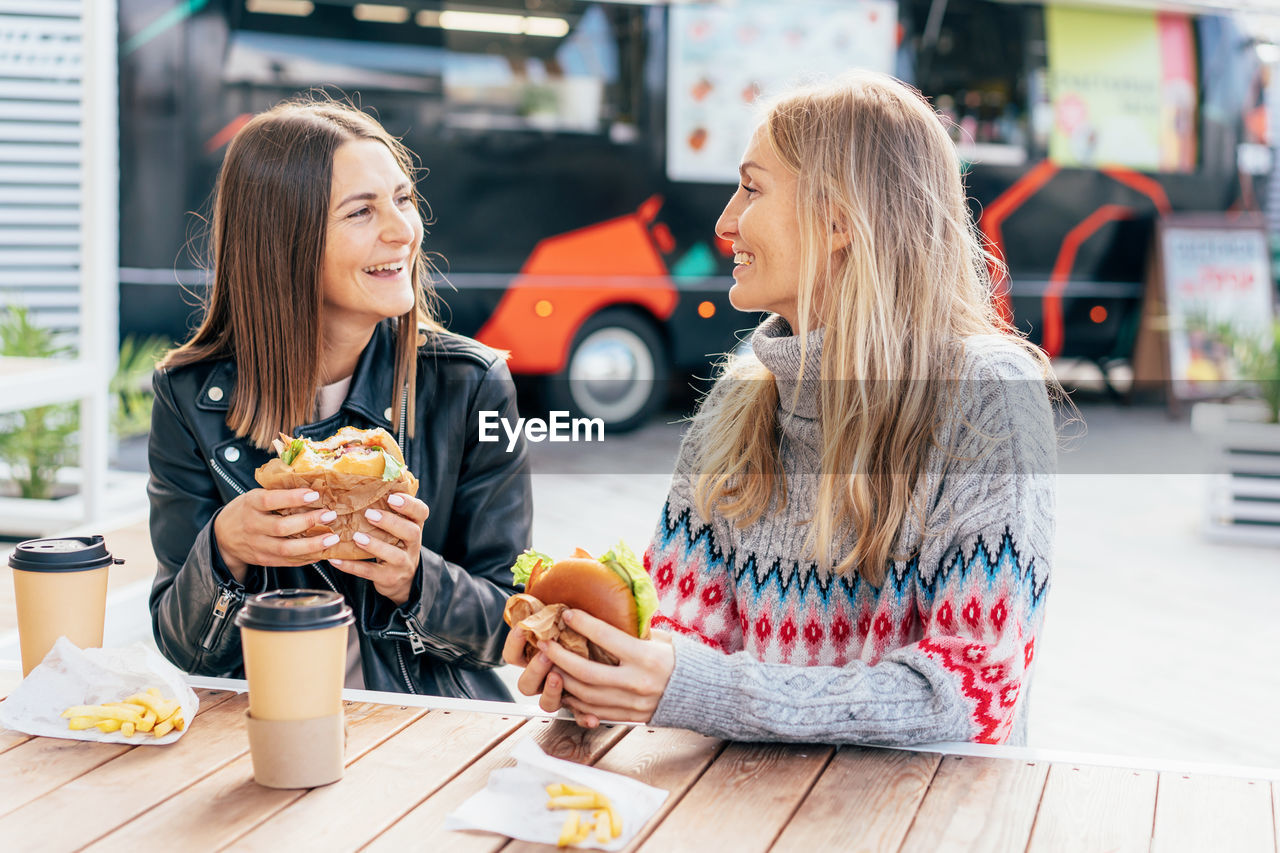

{"left": 507, "top": 72, "right": 1060, "bottom": 743}
{"left": 149, "top": 98, "right": 529, "bottom": 698}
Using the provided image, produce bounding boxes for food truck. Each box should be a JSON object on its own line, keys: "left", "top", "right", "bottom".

{"left": 116, "top": 0, "right": 1269, "bottom": 427}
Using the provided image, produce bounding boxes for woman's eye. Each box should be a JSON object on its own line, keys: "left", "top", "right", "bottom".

{"left": 348, "top": 206, "right": 371, "bottom": 218}
{"left": 396, "top": 194, "right": 413, "bottom": 205}
{"left": 740, "top": 183, "right": 757, "bottom": 195}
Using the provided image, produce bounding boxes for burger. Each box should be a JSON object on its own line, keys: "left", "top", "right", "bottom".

{"left": 503, "top": 543, "right": 658, "bottom": 665}
{"left": 254, "top": 426, "right": 419, "bottom": 560}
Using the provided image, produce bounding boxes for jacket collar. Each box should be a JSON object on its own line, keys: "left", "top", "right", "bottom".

{"left": 191, "top": 321, "right": 399, "bottom": 429}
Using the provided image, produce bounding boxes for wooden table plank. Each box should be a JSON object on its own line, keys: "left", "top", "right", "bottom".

{"left": 900, "top": 755, "right": 1049, "bottom": 853}
{"left": 0, "top": 687, "right": 235, "bottom": 820}
{"left": 1026, "top": 764, "right": 1157, "bottom": 853}
{"left": 1151, "top": 771, "right": 1276, "bottom": 853}
{"left": 635, "top": 741, "right": 834, "bottom": 853}
{"left": 770, "top": 746, "right": 942, "bottom": 853}
{"left": 229, "top": 707, "right": 526, "bottom": 851}
{"left": 364, "top": 718, "right": 628, "bottom": 853}
{"left": 83, "top": 699, "right": 426, "bottom": 852}
{"left": 0, "top": 690, "right": 248, "bottom": 852}
{"left": 0, "top": 729, "right": 32, "bottom": 755}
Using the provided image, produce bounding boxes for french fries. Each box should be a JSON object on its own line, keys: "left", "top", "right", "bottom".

{"left": 546, "top": 782, "right": 621, "bottom": 848}
{"left": 60, "top": 688, "right": 185, "bottom": 740}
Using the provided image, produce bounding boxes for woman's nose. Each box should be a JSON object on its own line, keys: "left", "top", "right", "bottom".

{"left": 715, "top": 203, "right": 738, "bottom": 243}
{"left": 383, "top": 207, "right": 417, "bottom": 245}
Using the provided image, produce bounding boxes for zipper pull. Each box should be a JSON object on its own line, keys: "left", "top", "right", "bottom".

{"left": 201, "top": 588, "right": 238, "bottom": 651}
{"left": 407, "top": 629, "right": 426, "bottom": 655}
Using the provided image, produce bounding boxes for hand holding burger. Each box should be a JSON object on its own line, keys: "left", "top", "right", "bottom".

{"left": 502, "top": 543, "right": 658, "bottom": 665}
{"left": 253, "top": 426, "right": 420, "bottom": 561}
{"left": 502, "top": 543, "right": 675, "bottom": 726}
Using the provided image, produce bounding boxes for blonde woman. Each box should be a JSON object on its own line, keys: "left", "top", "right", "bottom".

{"left": 505, "top": 72, "right": 1059, "bottom": 745}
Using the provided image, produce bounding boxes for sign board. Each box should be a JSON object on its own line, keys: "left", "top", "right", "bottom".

{"left": 1156, "top": 215, "right": 1275, "bottom": 400}
{"left": 666, "top": 0, "right": 897, "bottom": 184}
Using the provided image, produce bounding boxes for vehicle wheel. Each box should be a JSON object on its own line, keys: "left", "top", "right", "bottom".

{"left": 544, "top": 308, "right": 667, "bottom": 432}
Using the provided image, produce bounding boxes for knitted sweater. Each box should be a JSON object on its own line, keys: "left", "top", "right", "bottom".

{"left": 646, "top": 315, "right": 1056, "bottom": 745}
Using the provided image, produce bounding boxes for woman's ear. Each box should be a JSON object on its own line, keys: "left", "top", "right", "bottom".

{"left": 829, "top": 217, "right": 852, "bottom": 254}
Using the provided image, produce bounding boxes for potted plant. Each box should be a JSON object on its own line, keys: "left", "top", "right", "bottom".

{"left": 0, "top": 306, "right": 79, "bottom": 501}
{"left": 0, "top": 305, "right": 166, "bottom": 537}
{"left": 1190, "top": 318, "right": 1280, "bottom": 545}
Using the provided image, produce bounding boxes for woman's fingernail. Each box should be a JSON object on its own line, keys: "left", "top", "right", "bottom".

{"left": 323, "top": 534, "right": 339, "bottom": 546}
{"left": 354, "top": 532, "right": 370, "bottom": 545}
{"left": 561, "top": 609, "right": 573, "bottom": 622}
{"left": 537, "top": 653, "right": 550, "bottom": 666}
{"left": 364, "top": 508, "right": 382, "bottom": 522}
{"left": 304, "top": 491, "right": 320, "bottom": 502}
{"left": 388, "top": 494, "right": 405, "bottom": 507}
{"left": 320, "top": 510, "right": 337, "bottom": 523}
{"left": 329, "top": 558, "right": 343, "bottom": 565}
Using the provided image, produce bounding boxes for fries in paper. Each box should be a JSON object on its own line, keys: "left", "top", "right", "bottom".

{"left": 546, "top": 782, "right": 622, "bottom": 848}
{"left": 60, "top": 688, "right": 186, "bottom": 739}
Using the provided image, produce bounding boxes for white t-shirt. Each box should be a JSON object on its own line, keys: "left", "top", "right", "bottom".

{"left": 312, "top": 376, "right": 365, "bottom": 690}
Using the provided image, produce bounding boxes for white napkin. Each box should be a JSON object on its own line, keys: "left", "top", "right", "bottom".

{"left": 0, "top": 638, "right": 199, "bottom": 745}
{"left": 445, "top": 736, "right": 668, "bottom": 850}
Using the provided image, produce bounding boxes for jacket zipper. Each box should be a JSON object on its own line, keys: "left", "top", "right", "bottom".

{"left": 393, "top": 382, "right": 420, "bottom": 693}
{"left": 209, "top": 456, "right": 245, "bottom": 496}
{"left": 200, "top": 586, "right": 244, "bottom": 652}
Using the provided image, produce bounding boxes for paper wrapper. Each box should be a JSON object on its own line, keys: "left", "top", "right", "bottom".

{"left": 444, "top": 736, "right": 668, "bottom": 850}
{"left": 254, "top": 459, "right": 419, "bottom": 560}
{"left": 504, "top": 594, "right": 619, "bottom": 666}
{"left": 0, "top": 638, "right": 199, "bottom": 745}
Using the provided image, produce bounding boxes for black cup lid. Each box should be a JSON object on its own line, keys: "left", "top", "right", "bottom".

{"left": 234, "top": 589, "right": 354, "bottom": 632}
{"left": 8, "top": 535, "right": 119, "bottom": 573}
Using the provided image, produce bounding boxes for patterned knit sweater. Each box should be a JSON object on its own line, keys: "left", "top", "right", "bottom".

{"left": 646, "top": 315, "right": 1056, "bottom": 745}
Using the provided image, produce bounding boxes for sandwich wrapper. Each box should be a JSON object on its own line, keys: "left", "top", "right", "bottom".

{"left": 444, "top": 737, "right": 668, "bottom": 850}
{"left": 0, "top": 637, "right": 199, "bottom": 745}
{"left": 254, "top": 463, "right": 419, "bottom": 561}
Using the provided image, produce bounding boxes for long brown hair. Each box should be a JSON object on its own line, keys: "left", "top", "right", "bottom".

{"left": 162, "top": 96, "right": 442, "bottom": 448}
{"left": 694, "top": 72, "right": 1056, "bottom": 586}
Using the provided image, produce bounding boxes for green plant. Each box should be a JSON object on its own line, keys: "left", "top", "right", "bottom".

{"left": 111, "top": 334, "right": 169, "bottom": 439}
{"left": 0, "top": 306, "right": 79, "bottom": 499}
{"left": 1230, "top": 320, "right": 1280, "bottom": 424}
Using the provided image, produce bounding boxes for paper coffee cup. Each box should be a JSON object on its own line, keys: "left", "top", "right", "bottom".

{"left": 235, "top": 589, "right": 354, "bottom": 721}
{"left": 9, "top": 535, "right": 120, "bottom": 677}
{"left": 235, "top": 589, "right": 354, "bottom": 789}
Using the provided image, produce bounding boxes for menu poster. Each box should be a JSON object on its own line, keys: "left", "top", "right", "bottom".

{"left": 666, "top": 0, "right": 898, "bottom": 184}
{"left": 1159, "top": 217, "right": 1275, "bottom": 399}
{"left": 1046, "top": 6, "right": 1197, "bottom": 172}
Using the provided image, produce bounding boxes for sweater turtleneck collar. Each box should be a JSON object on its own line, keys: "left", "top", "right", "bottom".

{"left": 750, "top": 314, "right": 824, "bottom": 420}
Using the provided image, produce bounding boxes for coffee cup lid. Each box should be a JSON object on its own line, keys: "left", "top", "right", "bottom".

{"left": 8, "top": 535, "right": 120, "bottom": 573}
{"left": 234, "top": 589, "right": 354, "bottom": 632}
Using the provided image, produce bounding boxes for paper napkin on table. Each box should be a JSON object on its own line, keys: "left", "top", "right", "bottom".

{"left": 0, "top": 638, "right": 199, "bottom": 745}
{"left": 444, "top": 736, "right": 668, "bottom": 850}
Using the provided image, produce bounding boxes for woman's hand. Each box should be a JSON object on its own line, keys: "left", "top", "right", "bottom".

{"left": 528, "top": 609, "right": 676, "bottom": 727}
{"left": 328, "top": 492, "right": 429, "bottom": 606}
{"left": 213, "top": 488, "right": 339, "bottom": 583}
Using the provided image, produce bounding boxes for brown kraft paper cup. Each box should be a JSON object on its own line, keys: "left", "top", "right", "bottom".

{"left": 235, "top": 589, "right": 355, "bottom": 788}
{"left": 9, "top": 536, "right": 120, "bottom": 677}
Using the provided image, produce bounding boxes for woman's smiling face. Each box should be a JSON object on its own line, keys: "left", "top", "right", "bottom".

{"left": 320, "top": 139, "right": 422, "bottom": 335}
{"left": 714, "top": 126, "right": 804, "bottom": 329}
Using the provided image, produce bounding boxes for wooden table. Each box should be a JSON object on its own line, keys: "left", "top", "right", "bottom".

{"left": 1, "top": 680, "right": 1278, "bottom": 853}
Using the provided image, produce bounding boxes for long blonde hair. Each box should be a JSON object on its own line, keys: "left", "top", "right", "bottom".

{"left": 162, "top": 96, "right": 443, "bottom": 448}
{"left": 694, "top": 71, "right": 1053, "bottom": 586}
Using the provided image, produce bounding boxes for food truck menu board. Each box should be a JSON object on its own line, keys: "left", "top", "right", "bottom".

{"left": 1159, "top": 217, "right": 1275, "bottom": 398}
{"left": 666, "top": 0, "right": 898, "bottom": 184}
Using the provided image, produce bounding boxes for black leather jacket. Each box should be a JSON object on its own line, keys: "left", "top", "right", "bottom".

{"left": 147, "top": 321, "right": 531, "bottom": 699}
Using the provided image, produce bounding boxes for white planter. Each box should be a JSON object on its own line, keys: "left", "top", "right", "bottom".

{"left": 1191, "top": 401, "right": 1280, "bottom": 546}
{"left": 0, "top": 466, "right": 148, "bottom": 540}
